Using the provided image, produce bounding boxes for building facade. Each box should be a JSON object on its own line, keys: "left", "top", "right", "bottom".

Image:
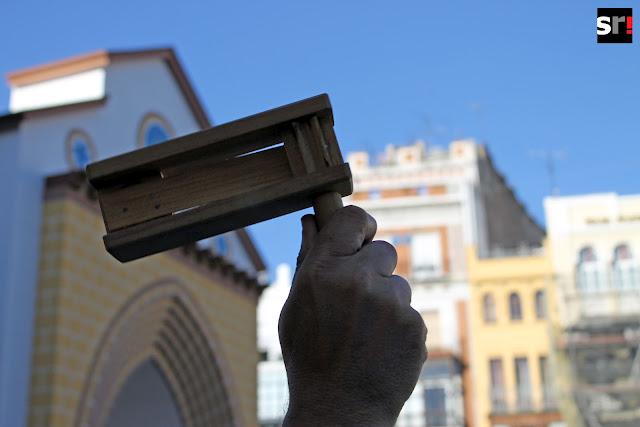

{"left": 0, "top": 49, "right": 266, "bottom": 427}
{"left": 256, "top": 264, "right": 293, "bottom": 426}
{"left": 545, "top": 193, "right": 640, "bottom": 427}
{"left": 467, "top": 246, "right": 564, "bottom": 427}
{"left": 346, "top": 140, "right": 544, "bottom": 427}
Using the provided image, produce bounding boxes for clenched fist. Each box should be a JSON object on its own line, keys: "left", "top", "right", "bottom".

{"left": 279, "top": 206, "right": 427, "bottom": 426}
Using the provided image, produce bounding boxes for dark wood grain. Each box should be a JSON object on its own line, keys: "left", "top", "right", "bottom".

{"left": 100, "top": 146, "right": 292, "bottom": 232}
{"left": 104, "top": 164, "right": 352, "bottom": 262}
{"left": 87, "top": 93, "right": 353, "bottom": 262}
{"left": 87, "top": 94, "right": 332, "bottom": 186}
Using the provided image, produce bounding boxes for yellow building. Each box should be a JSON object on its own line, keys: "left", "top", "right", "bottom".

{"left": 0, "top": 49, "right": 267, "bottom": 427}
{"left": 544, "top": 193, "right": 640, "bottom": 427}
{"left": 27, "top": 173, "right": 264, "bottom": 427}
{"left": 467, "top": 246, "right": 564, "bottom": 427}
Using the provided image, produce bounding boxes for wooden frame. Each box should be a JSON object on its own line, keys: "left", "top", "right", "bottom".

{"left": 87, "top": 94, "right": 352, "bottom": 262}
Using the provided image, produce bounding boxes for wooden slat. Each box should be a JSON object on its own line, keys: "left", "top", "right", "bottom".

{"left": 282, "top": 128, "right": 306, "bottom": 176}
{"left": 100, "top": 146, "right": 292, "bottom": 232}
{"left": 86, "top": 94, "right": 354, "bottom": 262}
{"left": 104, "top": 164, "right": 352, "bottom": 262}
{"left": 291, "top": 121, "right": 316, "bottom": 173}
{"left": 310, "top": 116, "right": 331, "bottom": 167}
{"left": 304, "top": 119, "right": 329, "bottom": 170}
{"left": 320, "top": 116, "right": 344, "bottom": 165}
{"left": 86, "top": 94, "right": 332, "bottom": 186}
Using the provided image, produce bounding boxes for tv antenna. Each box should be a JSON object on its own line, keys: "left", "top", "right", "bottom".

{"left": 528, "top": 149, "right": 565, "bottom": 196}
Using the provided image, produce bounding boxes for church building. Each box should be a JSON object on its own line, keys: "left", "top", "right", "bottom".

{"left": 0, "top": 48, "right": 266, "bottom": 427}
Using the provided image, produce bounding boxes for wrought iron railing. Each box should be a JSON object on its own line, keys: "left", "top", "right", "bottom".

{"left": 490, "top": 386, "right": 558, "bottom": 414}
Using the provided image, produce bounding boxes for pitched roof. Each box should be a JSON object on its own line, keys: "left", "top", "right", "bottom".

{"left": 3, "top": 48, "right": 266, "bottom": 273}
{"left": 5, "top": 47, "right": 210, "bottom": 129}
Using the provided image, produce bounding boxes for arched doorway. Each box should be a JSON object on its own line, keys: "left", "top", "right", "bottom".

{"left": 75, "top": 280, "right": 240, "bottom": 427}
{"left": 106, "top": 360, "right": 183, "bottom": 427}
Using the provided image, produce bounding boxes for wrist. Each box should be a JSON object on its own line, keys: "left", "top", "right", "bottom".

{"left": 283, "top": 391, "right": 398, "bottom": 427}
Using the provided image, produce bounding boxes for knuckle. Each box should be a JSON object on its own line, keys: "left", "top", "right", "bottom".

{"left": 394, "top": 275, "right": 412, "bottom": 298}
{"left": 343, "top": 205, "right": 376, "bottom": 232}
{"left": 393, "top": 307, "right": 428, "bottom": 364}
{"left": 406, "top": 308, "right": 428, "bottom": 360}
{"left": 403, "top": 307, "right": 426, "bottom": 332}
{"left": 392, "top": 274, "right": 410, "bottom": 289}
{"left": 343, "top": 205, "right": 367, "bottom": 221}
{"left": 373, "top": 240, "right": 397, "bottom": 259}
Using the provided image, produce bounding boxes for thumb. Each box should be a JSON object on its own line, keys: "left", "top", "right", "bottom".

{"left": 296, "top": 214, "right": 318, "bottom": 270}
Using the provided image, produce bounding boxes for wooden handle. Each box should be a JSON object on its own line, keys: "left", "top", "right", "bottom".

{"left": 312, "top": 192, "right": 343, "bottom": 229}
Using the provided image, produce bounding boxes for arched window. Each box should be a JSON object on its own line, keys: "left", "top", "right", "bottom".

{"left": 509, "top": 292, "right": 522, "bottom": 321}
{"left": 576, "top": 246, "right": 600, "bottom": 292}
{"left": 535, "top": 290, "right": 546, "bottom": 319}
{"left": 483, "top": 293, "right": 496, "bottom": 323}
{"left": 137, "top": 113, "right": 174, "bottom": 147}
{"left": 612, "top": 243, "right": 637, "bottom": 289}
{"left": 214, "top": 236, "right": 228, "bottom": 256}
{"left": 65, "top": 129, "right": 96, "bottom": 169}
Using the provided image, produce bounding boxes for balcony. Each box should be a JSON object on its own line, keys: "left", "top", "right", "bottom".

{"left": 564, "top": 289, "right": 640, "bottom": 323}
{"left": 562, "top": 267, "right": 640, "bottom": 324}
{"left": 490, "top": 386, "right": 558, "bottom": 415}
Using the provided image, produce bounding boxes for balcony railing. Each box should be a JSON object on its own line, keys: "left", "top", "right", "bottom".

{"left": 491, "top": 387, "right": 508, "bottom": 413}
{"left": 486, "top": 245, "right": 544, "bottom": 258}
{"left": 490, "top": 386, "right": 558, "bottom": 414}
{"left": 516, "top": 387, "right": 533, "bottom": 411}
{"left": 542, "top": 385, "right": 559, "bottom": 411}
{"left": 559, "top": 266, "right": 640, "bottom": 323}
{"left": 564, "top": 288, "right": 640, "bottom": 322}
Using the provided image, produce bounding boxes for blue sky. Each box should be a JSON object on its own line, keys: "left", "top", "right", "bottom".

{"left": 1, "top": 1, "right": 638, "bottom": 275}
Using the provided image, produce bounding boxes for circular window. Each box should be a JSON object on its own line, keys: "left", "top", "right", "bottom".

{"left": 137, "top": 113, "right": 174, "bottom": 147}
{"left": 65, "top": 130, "right": 96, "bottom": 170}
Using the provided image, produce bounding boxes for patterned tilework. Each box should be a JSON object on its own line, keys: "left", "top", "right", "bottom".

{"left": 28, "top": 189, "right": 259, "bottom": 427}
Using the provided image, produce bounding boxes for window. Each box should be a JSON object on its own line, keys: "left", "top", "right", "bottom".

{"left": 392, "top": 235, "right": 412, "bottom": 277}
{"left": 393, "top": 235, "right": 412, "bottom": 245}
{"left": 539, "top": 356, "right": 549, "bottom": 386}
{"left": 137, "top": 113, "right": 174, "bottom": 147}
{"left": 509, "top": 292, "right": 522, "bottom": 321}
{"left": 214, "top": 236, "right": 228, "bottom": 256}
{"left": 424, "top": 387, "right": 447, "bottom": 426}
{"left": 515, "top": 357, "right": 532, "bottom": 410}
{"left": 539, "top": 356, "right": 556, "bottom": 409}
{"left": 369, "top": 189, "right": 381, "bottom": 199}
{"left": 612, "top": 243, "right": 637, "bottom": 289}
{"left": 489, "top": 358, "right": 506, "bottom": 412}
{"left": 535, "top": 290, "right": 546, "bottom": 319}
{"left": 411, "top": 232, "right": 443, "bottom": 279}
{"left": 65, "top": 129, "right": 96, "bottom": 169}
{"left": 483, "top": 293, "right": 497, "bottom": 323}
{"left": 576, "top": 246, "right": 600, "bottom": 292}
{"left": 145, "top": 123, "right": 170, "bottom": 146}
{"left": 421, "top": 310, "right": 442, "bottom": 348}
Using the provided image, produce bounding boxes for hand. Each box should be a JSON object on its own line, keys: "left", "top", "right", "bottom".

{"left": 279, "top": 206, "right": 427, "bottom": 426}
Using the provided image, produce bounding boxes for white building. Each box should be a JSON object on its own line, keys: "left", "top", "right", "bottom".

{"left": 0, "top": 48, "right": 264, "bottom": 427}
{"left": 257, "top": 264, "right": 292, "bottom": 426}
{"left": 347, "top": 140, "right": 544, "bottom": 427}
{"left": 545, "top": 193, "right": 640, "bottom": 324}
{"left": 545, "top": 193, "right": 640, "bottom": 427}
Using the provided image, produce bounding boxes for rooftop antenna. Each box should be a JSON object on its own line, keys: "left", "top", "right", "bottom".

{"left": 528, "top": 149, "right": 564, "bottom": 196}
